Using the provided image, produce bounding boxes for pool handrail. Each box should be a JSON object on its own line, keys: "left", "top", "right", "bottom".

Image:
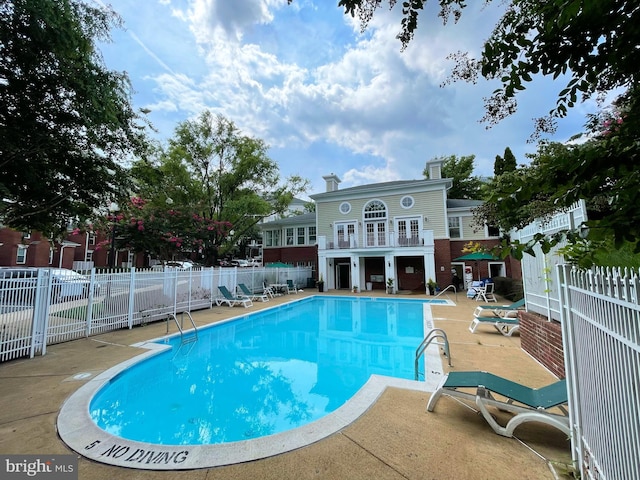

{"left": 434, "top": 284, "right": 457, "bottom": 302}
{"left": 414, "top": 327, "right": 451, "bottom": 380}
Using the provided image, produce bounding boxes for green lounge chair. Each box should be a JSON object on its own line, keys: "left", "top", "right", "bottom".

{"left": 237, "top": 283, "right": 269, "bottom": 302}
{"left": 475, "top": 298, "right": 525, "bottom": 314}
{"left": 469, "top": 309, "right": 520, "bottom": 336}
{"left": 216, "top": 286, "right": 253, "bottom": 308}
{"left": 469, "top": 298, "right": 525, "bottom": 336}
{"left": 427, "top": 371, "right": 570, "bottom": 437}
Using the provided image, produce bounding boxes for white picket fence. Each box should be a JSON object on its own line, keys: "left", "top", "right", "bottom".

{"left": 0, "top": 266, "right": 312, "bottom": 362}
{"left": 558, "top": 264, "right": 640, "bottom": 480}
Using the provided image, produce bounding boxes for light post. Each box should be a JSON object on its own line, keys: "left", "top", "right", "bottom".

{"left": 108, "top": 202, "right": 119, "bottom": 268}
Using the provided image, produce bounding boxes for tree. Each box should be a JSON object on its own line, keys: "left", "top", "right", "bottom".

{"left": 494, "top": 147, "right": 517, "bottom": 176}
{"left": 127, "top": 112, "right": 309, "bottom": 264}
{"left": 502, "top": 147, "right": 517, "bottom": 173}
{"left": 424, "top": 155, "right": 482, "bottom": 200}
{"left": 303, "top": 201, "right": 316, "bottom": 213}
{"left": 0, "top": 0, "right": 148, "bottom": 235}
{"left": 93, "top": 197, "right": 232, "bottom": 264}
{"left": 493, "top": 154, "right": 504, "bottom": 178}
{"left": 474, "top": 88, "right": 640, "bottom": 261}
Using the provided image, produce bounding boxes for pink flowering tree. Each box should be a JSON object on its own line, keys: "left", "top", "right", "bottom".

{"left": 95, "top": 196, "right": 233, "bottom": 264}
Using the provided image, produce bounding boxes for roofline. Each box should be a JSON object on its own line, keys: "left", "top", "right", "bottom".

{"left": 310, "top": 178, "right": 453, "bottom": 201}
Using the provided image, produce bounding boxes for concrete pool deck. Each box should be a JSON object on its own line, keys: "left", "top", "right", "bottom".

{"left": 0, "top": 290, "right": 573, "bottom": 479}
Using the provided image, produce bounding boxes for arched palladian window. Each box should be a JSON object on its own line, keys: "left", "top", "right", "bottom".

{"left": 364, "top": 200, "right": 388, "bottom": 246}
{"left": 364, "top": 200, "right": 387, "bottom": 220}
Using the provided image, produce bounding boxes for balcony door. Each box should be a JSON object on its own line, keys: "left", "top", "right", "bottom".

{"left": 365, "top": 221, "right": 387, "bottom": 247}
{"left": 336, "top": 222, "right": 356, "bottom": 248}
{"left": 397, "top": 217, "right": 421, "bottom": 245}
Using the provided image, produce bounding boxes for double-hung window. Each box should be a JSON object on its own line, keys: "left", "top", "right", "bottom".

{"left": 16, "top": 245, "right": 27, "bottom": 264}
{"left": 449, "top": 217, "right": 461, "bottom": 239}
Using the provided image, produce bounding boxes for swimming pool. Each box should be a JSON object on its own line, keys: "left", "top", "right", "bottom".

{"left": 58, "top": 295, "right": 448, "bottom": 469}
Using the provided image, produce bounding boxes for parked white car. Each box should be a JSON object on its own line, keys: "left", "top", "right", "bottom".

{"left": 231, "top": 259, "right": 250, "bottom": 267}
{"left": 165, "top": 261, "right": 194, "bottom": 270}
{"left": 48, "top": 268, "right": 100, "bottom": 301}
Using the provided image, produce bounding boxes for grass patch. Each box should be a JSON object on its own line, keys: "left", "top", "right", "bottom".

{"left": 54, "top": 303, "right": 105, "bottom": 319}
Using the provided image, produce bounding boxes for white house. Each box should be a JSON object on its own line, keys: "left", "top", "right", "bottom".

{"left": 261, "top": 159, "right": 520, "bottom": 293}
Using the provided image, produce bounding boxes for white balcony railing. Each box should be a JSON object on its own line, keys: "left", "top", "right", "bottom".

{"left": 319, "top": 230, "right": 433, "bottom": 251}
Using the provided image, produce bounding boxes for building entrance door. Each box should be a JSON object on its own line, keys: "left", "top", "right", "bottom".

{"left": 337, "top": 263, "right": 350, "bottom": 289}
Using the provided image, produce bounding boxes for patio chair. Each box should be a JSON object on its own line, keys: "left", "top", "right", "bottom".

{"left": 237, "top": 283, "right": 269, "bottom": 302}
{"left": 263, "top": 282, "right": 276, "bottom": 298}
{"left": 216, "top": 286, "right": 253, "bottom": 308}
{"left": 476, "top": 282, "right": 497, "bottom": 302}
{"left": 427, "top": 371, "right": 570, "bottom": 438}
{"left": 286, "top": 279, "right": 298, "bottom": 294}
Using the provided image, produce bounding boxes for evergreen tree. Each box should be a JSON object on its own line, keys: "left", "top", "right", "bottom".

{"left": 493, "top": 154, "right": 504, "bottom": 176}
{"left": 502, "top": 147, "right": 517, "bottom": 173}
{"left": 494, "top": 147, "right": 517, "bottom": 176}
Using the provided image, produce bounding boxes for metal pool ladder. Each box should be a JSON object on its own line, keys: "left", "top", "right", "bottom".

{"left": 414, "top": 328, "right": 451, "bottom": 381}
{"left": 167, "top": 311, "right": 198, "bottom": 345}
{"left": 434, "top": 284, "right": 458, "bottom": 302}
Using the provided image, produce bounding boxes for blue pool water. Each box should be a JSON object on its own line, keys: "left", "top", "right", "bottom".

{"left": 90, "top": 296, "right": 440, "bottom": 445}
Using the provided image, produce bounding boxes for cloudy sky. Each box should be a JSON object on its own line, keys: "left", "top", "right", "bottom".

{"left": 96, "top": 0, "right": 595, "bottom": 197}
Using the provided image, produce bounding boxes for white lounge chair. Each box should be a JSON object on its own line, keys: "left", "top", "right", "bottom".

{"left": 469, "top": 309, "right": 520, "bottom": 336}
{"left": 427, "top": 371, "right": 570, "bottom": 437}
{"left": 216, "top": 286, "right": 253, "bottom": 308}
{"left": 469, "top": 298, "right": 525, "bottom": 336}
{"left": 237, "top": 283, "right": 269, "bottom": 302}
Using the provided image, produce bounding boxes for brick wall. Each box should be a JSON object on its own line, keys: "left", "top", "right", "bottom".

{"left": 433, "top": 239, "right": 452, "bottom": 287}
{"left": 520, "top": 311, "right": 565, "bottom": 378}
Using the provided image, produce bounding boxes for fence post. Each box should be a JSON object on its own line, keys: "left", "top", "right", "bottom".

{"left": 187, "top": 268, "right": 193, "bottom": 313}
{"left": 30, "top": 270, "right": 52, "bottom": 358}
{"left": 172, "top": 268, "right": 178, "bottom": 318}
{"left": 127, "top": 267, "right": 136, "bottom": 329}
{"left": 86, "top": 268, "right": 96, "bottom": 336}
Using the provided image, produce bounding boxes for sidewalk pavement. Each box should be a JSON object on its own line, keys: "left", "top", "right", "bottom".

{"left": 0, "top": 291, "right": 573, "bottom": 480}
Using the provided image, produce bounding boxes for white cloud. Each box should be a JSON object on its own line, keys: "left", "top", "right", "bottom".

{"left": 102, "top": 0, "right": 599, "bottom": 193}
